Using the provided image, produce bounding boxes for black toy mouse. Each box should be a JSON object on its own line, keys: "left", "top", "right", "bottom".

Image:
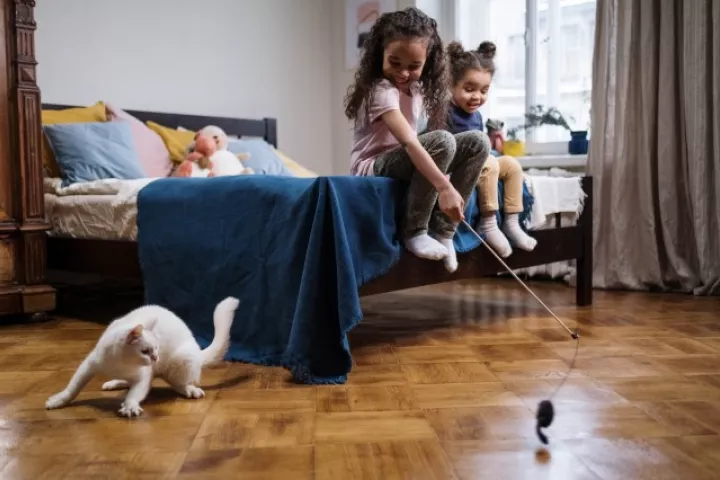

{"left": 535, "top": 399, "right": 555, "bottom": 445}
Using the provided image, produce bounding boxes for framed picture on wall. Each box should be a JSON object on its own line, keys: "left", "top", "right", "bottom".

{"left": 345, "top": 0, "right": 397, "bottom": 70}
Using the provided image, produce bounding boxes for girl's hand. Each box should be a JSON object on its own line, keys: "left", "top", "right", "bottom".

{"left": 438, "top": 184, "right": 465, "bottom": 223}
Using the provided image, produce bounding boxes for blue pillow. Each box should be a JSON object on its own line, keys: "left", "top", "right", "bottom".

{"left": 227, "top": 138, "right": 293, "bottom": 176}
{"left": 43, "top": 121, "right": 146, "bottom": 186}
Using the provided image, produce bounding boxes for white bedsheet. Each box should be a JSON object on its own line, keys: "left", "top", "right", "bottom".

{"left": 44, "top": 177, "right": 156, "bottom": 241}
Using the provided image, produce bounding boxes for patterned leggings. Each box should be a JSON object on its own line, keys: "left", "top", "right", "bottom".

{"left": 373, "top": 130, "right": 490, "bottom": 239}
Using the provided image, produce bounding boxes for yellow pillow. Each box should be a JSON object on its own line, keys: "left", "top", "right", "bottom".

{"left": 273, "top": 149, "right": 318, "bottom": 178}
{"left": 146, "top": 121, "right": 196, "bottom": 163}
{"left": 41, "top": 101, "right": 107, "bottom": 177}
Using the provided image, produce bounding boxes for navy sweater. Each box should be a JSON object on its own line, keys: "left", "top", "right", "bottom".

{"left": 446, "top": 104, "right": 484, "bottom": 134}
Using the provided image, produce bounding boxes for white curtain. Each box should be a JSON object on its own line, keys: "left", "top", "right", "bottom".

{"left": 588, "top": 0, "right": 720, "bottom": 295}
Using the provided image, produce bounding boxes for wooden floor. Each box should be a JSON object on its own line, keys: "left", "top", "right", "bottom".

{"left": 1, "top": 279, "right": 720, "bottom": 479}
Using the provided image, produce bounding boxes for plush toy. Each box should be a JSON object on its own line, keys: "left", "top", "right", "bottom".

{"left": 486, "top": 118, "right": 506, "bottom": 154}
{"left": 210, "top": 148, "right": 254, "bottom": 176}
{"left": 197, "top": 125, "right": 230, "bottom": 150}
{"left": 184, "top": 125, "right": 253, "bottom": 173}
{"left": 174, "top": 128, "right": 254, "bottom": 178}
{"left": 173, "top": 134, "right": 216, "bottom": 178}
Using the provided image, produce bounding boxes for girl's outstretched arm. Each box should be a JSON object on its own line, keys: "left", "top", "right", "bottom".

{"left": 380, "top": 110, "right": 465, "bottom": 222}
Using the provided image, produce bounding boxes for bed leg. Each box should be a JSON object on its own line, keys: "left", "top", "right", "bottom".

{"left": 576, "top": 176, "right": 593, "bottom": 306}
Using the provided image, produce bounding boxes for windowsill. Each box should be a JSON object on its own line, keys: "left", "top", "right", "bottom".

{"left": 517, "top": 154, "right": 588, "bottom": 170}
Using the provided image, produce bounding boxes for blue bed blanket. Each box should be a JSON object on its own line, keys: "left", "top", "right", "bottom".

{"left": 137, "top": 175, "right": 532, "bottom": 384}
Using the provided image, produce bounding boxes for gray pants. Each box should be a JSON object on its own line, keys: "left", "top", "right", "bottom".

{"left": 374, "top": 130, "right": 490, "bottom": 239}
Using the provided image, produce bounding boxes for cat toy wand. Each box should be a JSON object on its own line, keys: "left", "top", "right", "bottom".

{"left": 460, "top": 219, "right": 580, "bottom": 445}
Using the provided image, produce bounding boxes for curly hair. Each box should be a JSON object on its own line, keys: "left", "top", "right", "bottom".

{"left": 446, "top": 40, "right": 497, "bottom": 86}
{"left": 343, "top": 7, "right": 449, "bottom": 130}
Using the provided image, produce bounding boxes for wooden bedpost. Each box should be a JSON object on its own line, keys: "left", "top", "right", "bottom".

{"left": 0, "top": 0, "right": 56, "bottom": 320}
{"left": 576, "top": 176, "right": 593, "bottom": 306}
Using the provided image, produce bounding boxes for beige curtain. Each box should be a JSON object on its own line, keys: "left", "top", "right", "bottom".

{"left": 589, "top": 0, "right": 720, "bottom": 295}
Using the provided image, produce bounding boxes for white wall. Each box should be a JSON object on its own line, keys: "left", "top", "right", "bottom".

{"left": 35, "top": 0, "right": 334, "bottom": 175}
{"left": 35, "top": 0, "right": 451, "bottom": 176}
{"left": 416, "top": 0, "right": 455, "bottom": 40}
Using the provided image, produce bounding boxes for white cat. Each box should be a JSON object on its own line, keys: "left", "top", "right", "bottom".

{"left": 45, "top": 296, "right": 239, "bottom": 418}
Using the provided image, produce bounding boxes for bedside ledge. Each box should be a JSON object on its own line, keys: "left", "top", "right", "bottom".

{"left": 517, "top": 154, "right": 588, "bottom": 169}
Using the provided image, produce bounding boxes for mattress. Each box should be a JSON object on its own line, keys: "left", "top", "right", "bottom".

{"left": 43, "top": 172, "right": 587, "bottom": 283}
{"left": 44, "top": 177, "right": 156, "bottom": 241}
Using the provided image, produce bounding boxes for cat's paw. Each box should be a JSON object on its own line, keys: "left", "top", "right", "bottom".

{"left": 102, "top": 380, "right": 130, "bottom": 391}
{"left": 45, "top": 392, "right": 70, "bottom": 410}
{"left": 184, "top": 385, "right": 205, "bottom": 399}
{"left": 118, "top": 402, "right": 144, "bottom": 418}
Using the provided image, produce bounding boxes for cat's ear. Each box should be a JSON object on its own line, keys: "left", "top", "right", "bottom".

{"left": 145, "top": 317, "right": 159, "bottom": 332}
{"left": 126, "top": 324, "right": 144, "bottom": 344}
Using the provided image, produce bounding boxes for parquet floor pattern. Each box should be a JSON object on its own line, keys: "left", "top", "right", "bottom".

{"left": 1, "top": 279, "right": 720, "bottom": 479}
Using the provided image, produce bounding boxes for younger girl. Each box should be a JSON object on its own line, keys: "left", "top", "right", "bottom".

{"left": 446, "top": 41, "right": 537, "bottom": 258}
{"left": 345, "top": 7, "right": 490, "bottom": 272}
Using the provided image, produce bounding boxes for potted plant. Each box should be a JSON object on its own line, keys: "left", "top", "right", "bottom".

{"left": 502, "top": 105, "right": 572, "bottom": 157}
{"left": 568, "top": 90, "right": 591, "bottom": 155}
{"left": 504, "top": 124, "right": 526, "bottom": 157}
{"left": 568, "top": 129, "right": 589, "bottom": 155}
{"left": 525, "top": 104, "right": 573, "bottom": 135}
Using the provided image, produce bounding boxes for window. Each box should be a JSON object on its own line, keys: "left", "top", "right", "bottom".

{"left": 506, "top": 34, "right": 526, "bottom": 84}
{"left": 454, "top": 0, "right": 596, "bottom": 154}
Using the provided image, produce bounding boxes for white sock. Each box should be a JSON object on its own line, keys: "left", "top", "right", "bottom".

{"left": 503, "top": 213, "right": 537, "bottom": 251}
{"left": 405, "top": 233, "right": 448, "bottom": 260}
{"left": 479, "top": 214, "right": 512, "bottom": 258}
{"left": 432, "top": 234, "right": 458, "bottom": 273}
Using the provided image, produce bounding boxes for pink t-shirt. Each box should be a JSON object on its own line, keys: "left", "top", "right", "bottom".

{"left": 350, "top": 79, "right": 424, "bottom": 176}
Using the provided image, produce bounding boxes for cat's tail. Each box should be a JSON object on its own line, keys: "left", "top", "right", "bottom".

{"left": 201, "top": 296, "right": 240, "bottom": 367}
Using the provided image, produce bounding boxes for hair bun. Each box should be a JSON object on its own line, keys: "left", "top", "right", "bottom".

{"left": 477, "top": 41, "right": 497, "bottom": 59}
{"left": 446, "top": 41, "right": 465, "bottom": 60}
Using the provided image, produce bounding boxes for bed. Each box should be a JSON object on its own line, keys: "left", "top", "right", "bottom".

{"left": 41, "top": 109, "right": 592, "bottom": 384}
{"left": 41, "top": 103, "right": 593, "bottom": 307}
{"left": 5, "top": 0, "right": 592, "bottom": 382}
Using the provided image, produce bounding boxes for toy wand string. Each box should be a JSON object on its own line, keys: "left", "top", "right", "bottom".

{"left": 459, "top": 219, "right": 580, "bottom": 444}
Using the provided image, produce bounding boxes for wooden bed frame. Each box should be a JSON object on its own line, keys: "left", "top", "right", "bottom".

{"left": 41, "top": 103, "right": 594, "bottom": 307}
{"left": 1, "top": 0, "right": 592, "bottom": 324}
{"left": 1, "top": 0, "right": 57, "bottom": 319}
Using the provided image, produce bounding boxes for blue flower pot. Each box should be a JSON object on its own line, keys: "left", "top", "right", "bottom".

{"left": 568, "top": 130, "right": 589, "bottom": 155}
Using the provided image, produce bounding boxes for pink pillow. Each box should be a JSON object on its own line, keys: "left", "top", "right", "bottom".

{"left": 106, "top": 103, "right": 172, "bottom": 177}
